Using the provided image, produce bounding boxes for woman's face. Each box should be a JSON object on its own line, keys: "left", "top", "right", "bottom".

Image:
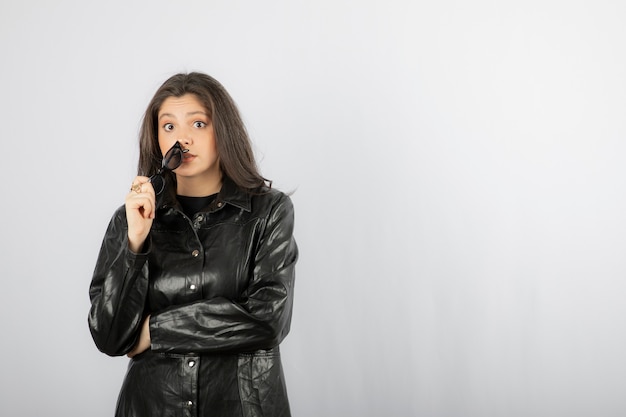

{"left": 157, "top": 93, "right": 220, "bottom": 186}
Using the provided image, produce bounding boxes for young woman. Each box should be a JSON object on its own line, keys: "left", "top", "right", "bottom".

{"left": 88, "top": 72, "right": 298, "bottom": 417}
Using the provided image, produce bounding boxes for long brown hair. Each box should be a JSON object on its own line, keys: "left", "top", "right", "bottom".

{"left": 138, "top": 72, "right": 269, "bottom": 191}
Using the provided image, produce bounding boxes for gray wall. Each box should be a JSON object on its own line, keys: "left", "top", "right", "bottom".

{"left": 2, "top": 1, "right": 625, "bottom": 416}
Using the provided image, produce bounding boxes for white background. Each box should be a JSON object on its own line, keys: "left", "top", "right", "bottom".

{"left": 1, "top": 1, "right": 626, "bottom": 416}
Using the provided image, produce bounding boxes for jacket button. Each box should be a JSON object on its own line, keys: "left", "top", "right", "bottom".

{"left": 188, "top": 360, "right": 196, "bottom": 367}
{"left": 217, "top": 202, "right": 223, "bottom": 208}
{"left": 189, "top": 284, "right": 197, "bottom": 292}
{"left": 186, "top": 400, "right": 193, "bottom": 407}
{"left": 196, "top": 215, "right": 204, "bottom": 222}
{"left": 191, "top": 249, "right": 200, "bottom": 257}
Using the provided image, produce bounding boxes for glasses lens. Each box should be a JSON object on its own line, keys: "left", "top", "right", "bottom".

{"left": 163, "top": 142, "right": 184, "bottom": 171}
{"left": 149, "top": 174, "right": 165, "bottom": 195}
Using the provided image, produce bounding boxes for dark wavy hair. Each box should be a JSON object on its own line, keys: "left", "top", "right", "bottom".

{"left": 138, "top": 72, "right": 269, "bottom": 192}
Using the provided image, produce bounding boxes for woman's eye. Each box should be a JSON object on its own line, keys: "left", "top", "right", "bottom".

{"left": 163, "top": 123, "right": 174, "bottom": 131}
{"left": 194, "top": 121, "right": 206, "bottom": 128}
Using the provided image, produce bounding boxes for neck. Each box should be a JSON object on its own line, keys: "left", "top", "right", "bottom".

{"left": 176, "top": 172, "right": 223, "bottom": 197}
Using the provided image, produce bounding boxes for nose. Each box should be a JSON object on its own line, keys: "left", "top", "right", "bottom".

{"left": 178, "top": 126, "right": 193, "bottom": 146}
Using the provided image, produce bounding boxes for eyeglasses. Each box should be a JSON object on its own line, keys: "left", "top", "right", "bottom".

{"left": 149, "top": 141, "right": 188, "bottom": 195}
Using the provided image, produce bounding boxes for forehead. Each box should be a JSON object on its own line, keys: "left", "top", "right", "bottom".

{"left": 158, "top": 93, "right": 207, "bottom": 115}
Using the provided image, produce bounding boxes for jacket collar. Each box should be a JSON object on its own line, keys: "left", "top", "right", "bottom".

{"left": 161, "top": 174, "right": 252, "bottom": 213}
{"left": 215, "top": 175, "right": 252, "bottom": 212}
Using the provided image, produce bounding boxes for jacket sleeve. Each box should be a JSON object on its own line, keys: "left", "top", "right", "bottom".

{"left": 149, "top": 192, "right": 298, "bottom": 354}
{"left": 88, "top": 207, "right": 150, "bottom": 356}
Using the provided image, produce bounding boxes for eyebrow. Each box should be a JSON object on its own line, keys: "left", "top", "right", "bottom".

{"left": 158, "top": 111, "right": 209, "bottom": 120}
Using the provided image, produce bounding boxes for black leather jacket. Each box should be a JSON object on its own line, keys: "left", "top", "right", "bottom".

{"left": 88, "top": 177, "right": 298, "bottom": 417}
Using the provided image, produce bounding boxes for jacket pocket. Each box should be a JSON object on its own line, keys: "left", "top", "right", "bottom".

{"left": 237, "top": 348, "right": 291, "bottom": 417}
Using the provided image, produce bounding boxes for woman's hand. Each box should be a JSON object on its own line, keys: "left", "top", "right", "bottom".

{"left": 126, "top": 176, "right": 156, "bottom": 253}
{"left": 127, "top": 315, "right": 151, "bottom": 358}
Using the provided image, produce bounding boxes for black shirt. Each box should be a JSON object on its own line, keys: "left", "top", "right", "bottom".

{"left": 177, "top": 193, "right": 218, "bottom": 218}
